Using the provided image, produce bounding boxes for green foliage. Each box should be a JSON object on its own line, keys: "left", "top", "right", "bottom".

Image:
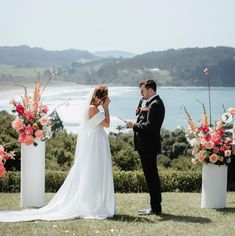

{"left": 0, "top": 170, "right": 202, "bottom": 193}
{"left": 0, "top": 111, "right": 20, "bottom": 170}
{"left": 161, "top": 128, "right": 191, "bottom": 159}
{"left": 157, "top": 154, "right": 172, "bottom": 168}
{"left": 45, "top": 130, "right": 77, "bottom": 171}
{"left": 0, "top": 111, "right": 195, "bottom": 172}
{"left": 109, "top": 134, "right": 141, "bottom": 171}
{"left": 171, "top": 156, "right": 202, "bottom": 171}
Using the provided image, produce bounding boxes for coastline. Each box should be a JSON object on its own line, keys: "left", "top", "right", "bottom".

{"left": 1, "top": 80, "right": 234, "bottom": 92}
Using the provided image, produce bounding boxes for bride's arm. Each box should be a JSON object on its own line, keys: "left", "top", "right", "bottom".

{"left": 100, "top": 98, "right": 110, "bottom": 127}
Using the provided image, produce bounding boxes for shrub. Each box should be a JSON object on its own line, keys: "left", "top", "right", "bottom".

{"left": 0, "top": 170, "right": 202, "bottom": 193}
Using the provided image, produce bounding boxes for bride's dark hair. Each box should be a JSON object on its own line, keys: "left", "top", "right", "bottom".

{"left": 90, "top": 85, "right": 108, "bottom": 106}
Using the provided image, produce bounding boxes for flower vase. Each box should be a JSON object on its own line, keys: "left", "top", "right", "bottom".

{"left": 20, "top": 141, "right": 45, "bottom": 208}
{"left": 201, "top": 163, "right": 227, "bottom": 208}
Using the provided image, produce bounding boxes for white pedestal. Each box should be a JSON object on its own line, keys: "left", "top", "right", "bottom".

{"left": 201, "top": 163, "right": 227, "bottom": 208}
{"left": 20, "top": 141, "right": 45, "bottom": 208}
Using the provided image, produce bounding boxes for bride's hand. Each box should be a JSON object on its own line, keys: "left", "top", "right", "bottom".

{"left": 102, "top": 97, "right": 110, "bottom": 109}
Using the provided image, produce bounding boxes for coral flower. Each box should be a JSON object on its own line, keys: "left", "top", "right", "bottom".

{"left": 12, "top": 118, "right": 23, "bottom": 132}
{"left": 209, "top": 153, "right": 218, "bottom": 163}
{"left": 35, "top": 130, "right": 44, "bottom": 138}
{"left": 39, "top": 118, "right": 49, "bottom": 126}
{"left": 23, "top": 135, "right": 34, "bottom": 145}
{"left": 0, "top": 163, "right": 6, "bottom": 177}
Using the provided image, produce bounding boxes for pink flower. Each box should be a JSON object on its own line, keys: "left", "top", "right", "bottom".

{"left": 3, "top": 154, "right": 9, "bottom": 161}
{"left": 199, "top": 124, "right": 209, "bottom": 133}
{"left": 0, "top": 145, "right": 4, "bottom": 156}
{"left": 199, "top": 153, "right": 206, "bottom": 162}
{"left": 15, "top": 104, "right": 25, "bottom": 115}
{"left": 225, "top": 137, "right": 232, "bottom": 144}
{"left": 203, "top": 68, "right": 209, "bottom": 75}
{"left": 210, "top": 133, "right": 222, "bottom": 145}
{"left": 35, "top": 130, "right": 44, "bottom": 138}
{"left": 18, "top": 133, "right": 26, "bottom": 143}
{"left": 40, "top": 105, "right": 49, "bottom": 114}
{"left": 228, "top": 107, "right": 235, "bottom": 116}
{"left": 209, "top": 153, "right": 219, "bottom": 163}
{"left": 213, "top": 147, "right": 219, "bottom": 154}
{"left": 12, "top": 117, "right": 23, "bottom": 132}
{"left": 205, "top": 141, "right": 214, "bottom": 150}
{"left": 39, "top": 118, "right": 49, "bottom": 126}
{"left": 224, "top": 150, "right": 231, "bottom": 157}
{"left": 23, "top": 126, "right": 34, "bottom": 136}
{"left": 23, "top": 112, "right": 34, "bottom": 123}
{"left": 23, "top": 135, "right": 34, "bottom": 145}
{"left": 0, "top": 163, "right": 6, "bottom": 177}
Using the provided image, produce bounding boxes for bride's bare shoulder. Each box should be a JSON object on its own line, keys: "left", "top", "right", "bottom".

{"left": 88, "top": 105, "right": 99, "bottom": 119}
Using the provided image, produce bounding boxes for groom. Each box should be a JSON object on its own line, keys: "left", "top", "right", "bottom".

{"left": 126, "top": 79, "right": 165, "bottom": 215}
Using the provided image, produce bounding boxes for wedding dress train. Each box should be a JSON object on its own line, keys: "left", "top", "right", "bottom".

{"left": 0, "top": 110, "right": 116, "bottom": 222}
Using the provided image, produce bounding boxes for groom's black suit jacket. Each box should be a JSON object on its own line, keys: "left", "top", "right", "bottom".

{"left": 133, "top": 95, "right": 165, "bottom": 154}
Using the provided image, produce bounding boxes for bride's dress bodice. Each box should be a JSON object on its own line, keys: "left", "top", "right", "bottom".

{"left": 0, "top": 111, "right": 115, "bottom": 222}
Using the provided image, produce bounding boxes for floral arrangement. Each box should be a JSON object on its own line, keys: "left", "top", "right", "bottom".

{"left": 184, "top": 105, "right": 235, "bottom": 165}
{"left": 183, "top": 68, "right": 235, "bottom": 165}
{"left": 0, "top": 145, "right": 15, "bottom": 177}
{"left": 10, "top": 70, "right": 57, "bottom": 146}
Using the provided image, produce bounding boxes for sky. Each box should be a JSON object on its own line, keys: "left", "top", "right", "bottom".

{"left": 0, "top": 0, "right": 235, "bottom": 54}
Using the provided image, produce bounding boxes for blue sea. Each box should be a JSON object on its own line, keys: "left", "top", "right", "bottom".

{"left": 0, "top": 84, "right": 234, "bottom": 134}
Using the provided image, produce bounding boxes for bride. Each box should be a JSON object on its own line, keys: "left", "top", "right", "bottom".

{"left": 0, "top": 84, "right": 116, "bottom": 222}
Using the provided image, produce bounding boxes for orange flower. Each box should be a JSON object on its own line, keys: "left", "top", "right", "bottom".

{"left": 186, "top": 117, "right": 196, "bottom": 132}
{"left": 23, "top": 95, "right": 30, "bottom": 107}
{"left": 23, "top": 135, "right": 34, "bottom": 145}
{"left": 202, "top": 114, "right": 208, "bottom": 126}
{"left": 32, "top": 81, "right": 41, "bottom": 116}
{"left": 33, "top": 123, "right": 39, "bottom": 129}
{"left": 215, "top": 120, "right": 223, "bottom": 130}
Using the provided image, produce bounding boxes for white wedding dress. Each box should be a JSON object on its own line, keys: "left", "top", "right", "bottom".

{"left": 0, "top": 90, "right": 116, "bottom": 222}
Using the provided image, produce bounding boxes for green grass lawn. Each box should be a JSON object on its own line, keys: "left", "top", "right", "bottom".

{"left": 0, "top": 64, "right": 47, "bottom": 78}
{"left": 0, "top": 192, "right": 235, "bottom": 236}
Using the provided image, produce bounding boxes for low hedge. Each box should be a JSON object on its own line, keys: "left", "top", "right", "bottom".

{"left": 0, "top": 170, "right": 202, "bottom": 193}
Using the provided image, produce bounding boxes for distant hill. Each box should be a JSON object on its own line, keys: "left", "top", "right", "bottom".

{"left": 93, "top": 50, "right": 136, "bottom": 59}
{"left": 0, "top": 46, "right": 235, "bottom": 86}
{"left": 56, "top": 46, "right": 235, "bottom": 86}
{"left": 0, "top": 45, "right": 96, "bottom": 67}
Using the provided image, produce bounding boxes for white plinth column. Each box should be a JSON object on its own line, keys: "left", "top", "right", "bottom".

{"left": 20, "top": 141, "right": 45, "bottom": 208}
{"left": 201, "top": 163, "right": 227, "bottom": 208}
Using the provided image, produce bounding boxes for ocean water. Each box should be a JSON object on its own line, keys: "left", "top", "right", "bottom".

{"left": 0, "top": 84, "right": 234, "bottom": 134}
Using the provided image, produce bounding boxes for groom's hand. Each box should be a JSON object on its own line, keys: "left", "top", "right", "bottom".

{"left": 126, "top": 121, "right": 133, "bottom": 129}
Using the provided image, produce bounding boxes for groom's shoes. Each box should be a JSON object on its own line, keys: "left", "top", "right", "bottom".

{"left": 138, "top": 208, "right": 162, "bottom": 216}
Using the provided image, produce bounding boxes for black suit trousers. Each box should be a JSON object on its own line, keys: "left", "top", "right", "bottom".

{"left": 138, "top": 151, "right": 162, "bottom": 211}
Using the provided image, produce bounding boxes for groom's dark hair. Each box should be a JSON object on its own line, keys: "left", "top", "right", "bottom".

{"left": 139, "top": 79, "right": 157, "bottom": 92}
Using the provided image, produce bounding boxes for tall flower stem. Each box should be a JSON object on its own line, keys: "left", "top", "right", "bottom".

{"left": 204, "top": 68, "right": 212, "bottom": 126}
{"left": 207, "top": 74, "right": 212, "bottom": 126}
